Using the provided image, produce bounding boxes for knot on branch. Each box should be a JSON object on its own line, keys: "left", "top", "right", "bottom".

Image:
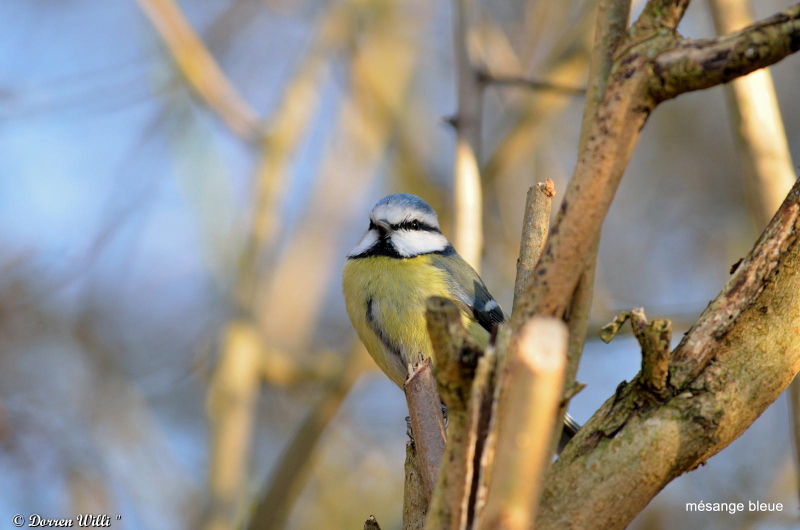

{"left": 600, "top": 308, "right": 673, "bottom": 398}
{"left": 425, "top": 296, "right": 485, "bottom": 410}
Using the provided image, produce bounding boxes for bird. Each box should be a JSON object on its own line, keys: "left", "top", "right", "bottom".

{"left": 342, "top": 193, "right": 578, "bottom": 451}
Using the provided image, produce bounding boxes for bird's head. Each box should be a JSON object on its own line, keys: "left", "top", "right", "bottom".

{"left": 348, "top": 194, "right": 452, "bottom": 258}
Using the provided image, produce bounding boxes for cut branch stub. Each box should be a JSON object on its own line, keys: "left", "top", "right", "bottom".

{"left": 599, "top": 308, "right": 673, "bottom": 397}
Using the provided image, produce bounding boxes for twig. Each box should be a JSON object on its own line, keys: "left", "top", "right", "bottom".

{"left": 245, "top": 348, "right": 367, "bottom": 530}
{"left": 404, "top": 359, "right": 447, "bottom": 498}
{"left": 403, "top": 441, "right": 429, "bottom": 530}
{"left": 136, "top": 0, "right": 262, "bottom": 139}
{"left": 513, "top": 179, "right": 555, "bottom": 312}
{"left": 452, "top": 0, "right": 485, "bottom": 270}
{"left": 601, "top": 308, "right": 672, "bottom": 395}
{"left": 480, "top": 318, "right": 568, "bottom": 530}
{"left": 424, "top": 297, "right": 484, "bottom": 530}
{"left": 477, "top": 70, "right": 586, "bottom": 95}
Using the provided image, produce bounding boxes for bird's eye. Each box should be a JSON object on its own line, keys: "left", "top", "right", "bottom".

{"left": 368, "top": 220, "right": 376, "bottom": 231}
{"left": 410, "top": 220, "right": 420, "bottom": 230}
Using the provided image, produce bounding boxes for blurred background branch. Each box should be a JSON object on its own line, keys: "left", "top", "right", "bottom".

{"left": 1, "top": 0, "right": 799, "bottom": 529}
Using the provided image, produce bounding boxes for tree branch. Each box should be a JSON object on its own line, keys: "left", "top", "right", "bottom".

{"left": 538, "top": 177, "right": 800, "bottom": 529}
{"left": 136, "top": 0, "right": 262, "bottom": 139}
{"left": 477, "top": 70, "right": 586, "bottom": 95}
{"left": 709, "top": 0, "right": 800, "bottom": 499}
{"left": 636, "top": 0, "right": 690, "bottom": 31}
{"left": 653, "top": 5, "right": 800, "bottom": 101}
{"left": 452, "top": 0, "right": 485, "bottom": 270}
{"left": 403, "top": 441, "right": 429, "bottom": 530}
{"left": 480, "top": 318, "right": 568, "bottom": 530}
{"left": 404, "top": 359, "right": 447, "bottom": 498}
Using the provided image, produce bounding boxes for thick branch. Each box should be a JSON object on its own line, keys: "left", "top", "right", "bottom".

{"left": 513, "top": 180, "right": 555, "bottom": 312}
{"left": 653, "top": 4, "right": 800, "bottom": 101}
{"left": 480, "top": 318, "right": 567, "bottom": 530}
{"left": 538, "top": 178, "right": 800, "bottom": 529}
{"left": 579, "top": 0, "right": 632, "bottom": 147}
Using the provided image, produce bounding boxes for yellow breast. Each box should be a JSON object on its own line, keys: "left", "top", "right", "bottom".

{"left": 342, "top": 254, "right": 490, "bottom": 387}
{"left": 342, "top": 255, "right": 451, "bottom": 386}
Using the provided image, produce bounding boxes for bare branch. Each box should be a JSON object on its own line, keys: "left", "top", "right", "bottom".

{"left": 477, "top": 70, "right": 586, "bottom": 95}
{"left": 452, "top": 0, "right": 485, "bottom": 270}
{"left": 405, "top": 359, "right": 447, "bottom": 498}
{"left": 481, "top": 318, "right": 568, "bottom": 530}
{"left": 204, "top": 321, "right": 262, "bottom": 530}
{"left": 579, "top": 0, "right": 632, "bottom": 146}
{"left": 538, "top": 178, "right": 800, "bottom": 529}
{"left": 653, "top": 4, "right": 800, "bottom": 101}
{"left": 403, "top": 442, "right": 429, "bottom": 530}
{"left": 136, "top": 0, "right": 262, "bottom": 139}
{"left": 513, "top": 180, "right": 555, "bottom": 312}
{"left": 636, "top": 0, "right": 690, "bottom": 31}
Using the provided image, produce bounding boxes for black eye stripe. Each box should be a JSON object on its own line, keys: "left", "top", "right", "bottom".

{"left": 393, "top": 221, "right": 439, "bottom": 232}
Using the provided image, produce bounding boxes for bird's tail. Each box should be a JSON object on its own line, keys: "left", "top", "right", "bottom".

{"left": 557, "top": 413, "right": 581, "bottom": 454}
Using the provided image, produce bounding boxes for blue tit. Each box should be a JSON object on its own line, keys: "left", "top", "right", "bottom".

{"left": 342, "top": 193, "right": 579, "bottom": 450}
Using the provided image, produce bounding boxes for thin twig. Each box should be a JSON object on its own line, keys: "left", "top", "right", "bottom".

{"left": 480, "top": 318, "right": 568, "bottom": 530}
{"left": 477, "top": 70, "right": 586, "bottom": 95}
{"left": 513, "top": 179, "right": 555, "bottom": 312}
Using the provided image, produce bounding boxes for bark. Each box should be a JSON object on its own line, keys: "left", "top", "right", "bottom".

{"left": 537, "top": 180, "right": 800, "bottom": 529}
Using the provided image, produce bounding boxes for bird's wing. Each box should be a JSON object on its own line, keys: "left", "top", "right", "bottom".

{"left": 429, "top": 252, "right": 506, "bottom": 333}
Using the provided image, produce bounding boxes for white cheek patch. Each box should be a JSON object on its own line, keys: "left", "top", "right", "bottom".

{"left": 390, "top": 230, "right": 449, "bottom": 257}
{"left": 348, "top": 230, "right": 379, "bottom": 257}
